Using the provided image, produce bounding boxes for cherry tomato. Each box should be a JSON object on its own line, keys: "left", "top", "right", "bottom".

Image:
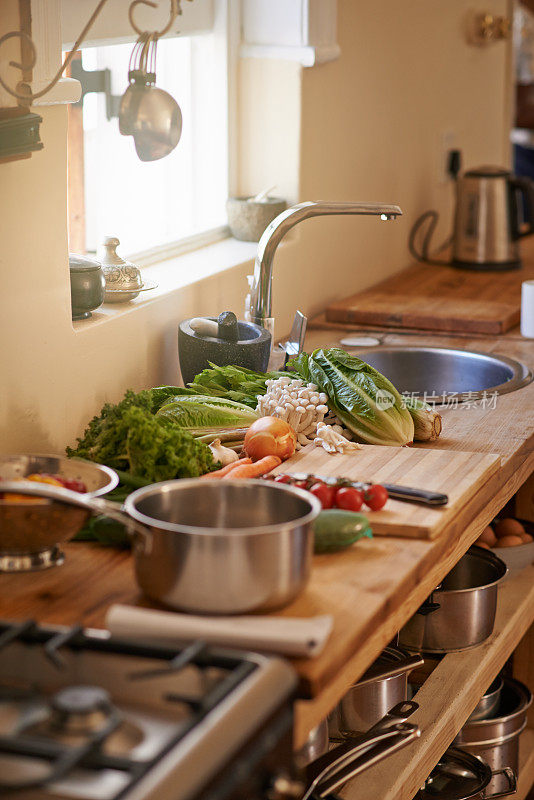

{"left": 293, "top": 480, "right": 309, "bottom": 490}
{"left": 309, "top": 481, "right": 337, "bottom": 509}
{"left": 335, "top": 486, "right": 364, "bottom": 512}
{"left": 274, "top": 474, "right": 292, "bottom": 484}
{"left": 364, "top": 484, "right": 388, "bottom": 511}
{"left": 60, "top": 477, "right": 88, "bottom": 493}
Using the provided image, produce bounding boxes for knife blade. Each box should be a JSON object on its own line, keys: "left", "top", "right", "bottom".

{"left": 281, "top": 473, "right": 448, "bottom": 506}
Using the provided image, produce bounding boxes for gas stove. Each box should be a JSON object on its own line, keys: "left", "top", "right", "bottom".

{"left": 0, "top": 620, "right": 297, "bottom": 800}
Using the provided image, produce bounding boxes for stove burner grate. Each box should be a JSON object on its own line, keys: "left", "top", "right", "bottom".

{"left": 0, "top": 620, "right": 259, "bottom": 797}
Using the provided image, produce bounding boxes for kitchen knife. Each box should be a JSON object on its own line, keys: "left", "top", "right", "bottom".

{"left": 282, "top": 473, "right": 448, "bottom": 506}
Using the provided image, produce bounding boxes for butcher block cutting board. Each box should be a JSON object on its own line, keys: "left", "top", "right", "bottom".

{"left": 325, "top": 261, "right": 532, "bottom": 334}
{"left": 273, "top": 444, "right": 500, "bottom": 540}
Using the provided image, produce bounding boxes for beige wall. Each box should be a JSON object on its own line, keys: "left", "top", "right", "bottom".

{"left": 238, "top": 0, "right": 512, "bottom": 329}
{"left": 1, "top": 0, "right": 512, "bottom": 452}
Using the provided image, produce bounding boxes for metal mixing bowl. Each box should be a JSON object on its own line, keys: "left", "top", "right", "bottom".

{"left": 0, "top": 455, "right": 118, "bottom": 572}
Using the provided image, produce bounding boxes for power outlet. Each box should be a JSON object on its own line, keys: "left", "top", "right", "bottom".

{"left": 438, "top": 130, "right": 457, "bottom": 184}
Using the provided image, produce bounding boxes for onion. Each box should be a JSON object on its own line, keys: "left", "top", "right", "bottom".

{"left": 244, "top": 416, "right": 296, "bottom": 462}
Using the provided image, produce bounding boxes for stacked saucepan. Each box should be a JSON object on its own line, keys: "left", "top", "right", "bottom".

{"left": 398, "top": 546, "right": 508, "bottom": 654}
{"left": 397, "top": 544, "right": 529, "bottom": 799}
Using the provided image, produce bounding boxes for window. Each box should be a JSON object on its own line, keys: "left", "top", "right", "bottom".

{"left": 65, "top": 1, "right": 232, "bottom": 260}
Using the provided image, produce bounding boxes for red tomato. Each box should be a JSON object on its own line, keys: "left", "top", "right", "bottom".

{"left": 274, "top": 474, "right": 292, "bottom": 484}
{"left": 59, "top": 477, "right": 88, "bottom": 493}
{"left": 335, "top": 486, "right": 364, "bottom": 512}
{"left": 293, "top": 480, "right": 309, "bottom": 490}
{"left": 364, "top": 484, "right": 388, "bottom": 511}
{"left": 309, "top": 482, "right": 337, "bottom": 509}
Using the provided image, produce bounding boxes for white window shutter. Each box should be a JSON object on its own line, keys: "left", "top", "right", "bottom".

{"left": 241, "top": 0, "right": 339, "bottom": 67}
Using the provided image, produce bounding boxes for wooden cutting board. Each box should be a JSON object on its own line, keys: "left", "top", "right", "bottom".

{"left": 273, "top": 444, "right": 500, "bottom": 539}
{"left": 325, "top": 261, "right": 532, "bottom": 334}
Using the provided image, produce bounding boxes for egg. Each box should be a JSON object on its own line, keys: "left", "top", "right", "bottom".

{"left": 477, "top": 526, "right": 497, "bottom": 547}
{"left": 494, "top": 534, "right": 524, "bottom": 547}
{"left": 520, "top": 532, "right": 534, "bottom": 544}
{"left": 494, "top": 518, "right": 526, "bottom": 539}
{"left": 476, "top": 541, "right": 491, "bottom": 549}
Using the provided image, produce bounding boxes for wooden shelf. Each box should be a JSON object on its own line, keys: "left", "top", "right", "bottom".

{"left": 518, "top": 728, "right": 534, "bottom": 800}
{"left": 339, "top": 565, "right": 534, "bottom": 800}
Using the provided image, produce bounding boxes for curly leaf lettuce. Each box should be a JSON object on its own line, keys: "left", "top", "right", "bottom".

{"left": 66, "top": 390, "right": 215, "bottom": 480}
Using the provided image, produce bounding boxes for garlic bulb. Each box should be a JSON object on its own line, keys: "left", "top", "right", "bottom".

{"left": 209, "top": 439, "right": 239, "bottom": 466}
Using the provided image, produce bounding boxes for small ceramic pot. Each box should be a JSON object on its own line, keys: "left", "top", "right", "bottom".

{"left": 226, "top": 196, "right": 287, "bottom": 242}
{"left": 69, "top": 253, "right": 105, "bottom": 320}
{"left": 178, "top": 316, "right": 271, "bottom": 385}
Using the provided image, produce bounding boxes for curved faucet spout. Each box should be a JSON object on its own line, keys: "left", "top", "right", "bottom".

{"left": 248, "top": 200, "right": 403, "bottom": 336}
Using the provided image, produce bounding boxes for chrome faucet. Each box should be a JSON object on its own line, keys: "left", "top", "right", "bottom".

{"left": 248, "top": 201, "right": 403, "bottom": 336}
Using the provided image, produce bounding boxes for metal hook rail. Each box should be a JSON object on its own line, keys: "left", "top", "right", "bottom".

{"left": 0, "top": 0, "right": 185, "bottom": 105}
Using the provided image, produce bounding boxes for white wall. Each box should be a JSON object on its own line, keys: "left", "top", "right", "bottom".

{"left": 0, "top": 0, "right": 512, "bottom": 452}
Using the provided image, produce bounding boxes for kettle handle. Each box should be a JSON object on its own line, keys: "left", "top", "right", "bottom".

{"left": 509, "top": 175, "right": 534, "bottom": 239}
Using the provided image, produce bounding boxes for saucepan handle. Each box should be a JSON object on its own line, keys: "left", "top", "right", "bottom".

{"left": 355, "top": 655, "right": 424, "bottom": 686}
{"left": 416, "top": 599, "right": 441, "bottom": 616}
{"left": 0, "top": 481, "right": 152, "bottom": 554}
{"left": 483, "top": 767, "right": 517, "bottom": 799}
{"left": 307, "top": 722, "right": 420, "bottom": 800}
{"left": 88, "top": 498, "right": 152, "bottom": 554}
{"left": 509, "top": 175, "right": 534, "bottom": 238}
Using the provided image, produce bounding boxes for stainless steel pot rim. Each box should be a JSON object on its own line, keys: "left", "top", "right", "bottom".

{"left": 457, "top": 717, "right": 528, "bottom": 748}
{"left": 433, "top": 547, "right": 507, "bottom": 594}
{"left": 125, "top": 478, "right": 322, "bottom": 535}
{"left": 482, "top": 676, "right": 504, "bottom": 698}
{"left": 461, "top": 679, "right": 532, "bottom": 731}
{"left": 0, "top": 454, "right": 119, "bottom": 499}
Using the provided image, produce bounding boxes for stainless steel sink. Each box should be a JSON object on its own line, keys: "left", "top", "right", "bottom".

{"left": 352, "top": 346, "right": 532, "bottom": 404}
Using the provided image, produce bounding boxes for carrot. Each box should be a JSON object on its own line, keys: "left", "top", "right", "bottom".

{"left": 222, "top": 455, "right": 282, "bottom": 479}
{"left": 200, "top": 458, "right": 252, "bottom": 479}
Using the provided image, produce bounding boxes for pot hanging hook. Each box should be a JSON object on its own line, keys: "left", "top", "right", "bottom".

{"left": 0, "top": 0, "right": 189, "bottom": 106}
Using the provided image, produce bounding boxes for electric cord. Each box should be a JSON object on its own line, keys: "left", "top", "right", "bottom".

{"left": 408, "top": 209, "right": 453, "bottom": 266}
{"left": 408, "top": 149, "right": 461, "bottom": 266}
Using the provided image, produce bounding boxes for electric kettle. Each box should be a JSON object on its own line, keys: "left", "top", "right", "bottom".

{"left": 452, "top": 166, "right": 534, "bottom": 270}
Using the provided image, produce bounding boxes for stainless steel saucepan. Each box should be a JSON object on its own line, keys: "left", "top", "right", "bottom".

{"left": 0, "top": 479, "right": 321, "bottom": 615}
{"left": 328, "top": 646, "right": 424, "bottom": 738}
{"left": 454, "top": 678, "right": 532, "bottom": 796}
{"left": 399, "top": 546, "right": 507, "bottom": 653}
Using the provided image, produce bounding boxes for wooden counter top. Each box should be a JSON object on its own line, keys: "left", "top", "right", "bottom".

{"left": 2, "top": 262, "right": 534, "bottom": 750}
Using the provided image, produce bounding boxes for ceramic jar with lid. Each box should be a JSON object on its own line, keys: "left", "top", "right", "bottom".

{"left": 99, "top": 236, "right": 157, "bottom": 303}
{"left": 69, "top": 253, "right": 105, "bottom": 320}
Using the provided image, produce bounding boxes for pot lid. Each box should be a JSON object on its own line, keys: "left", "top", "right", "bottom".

{"left": 464, "top": 165, "right": 510, "bottom": 179}
{"left": 69, "top": 253, "right": 102, "bottom": 273}
{"left": 415, "top": 748, "right": 490, "bottom": 800}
